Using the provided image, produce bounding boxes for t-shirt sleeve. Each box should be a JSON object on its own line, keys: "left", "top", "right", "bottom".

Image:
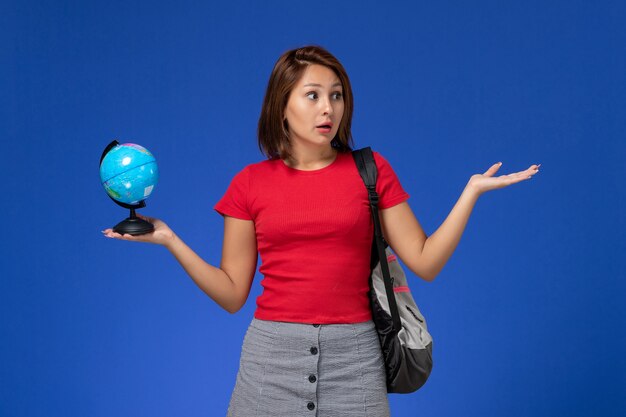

{"left": 373, "top": 151, "right": 410, "bottom": 209}
{"left": 214, "top": 166, "right": 253, "bottom": 220}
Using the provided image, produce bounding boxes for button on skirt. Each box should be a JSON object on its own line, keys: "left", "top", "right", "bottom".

{"left": 227, "top": 318, "right": 390, "bottom": 417}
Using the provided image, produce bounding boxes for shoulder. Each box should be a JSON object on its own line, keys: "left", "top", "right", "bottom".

{"left": 371, "top": 150, "right": 397, "bottom": 170}
{"left": 350, "top": 148, "right": 399, "bottom": 173}
{"left": 231, "top": 157, "right": 277, "bottom": 175}
{"left": 225, "top": 158, "right": 283, "bottom": 189}
{"left": 370, "top": 149, "right": 405, "bottom": 185}
{"left": 242, "top": 157, "right": 282, "bottom": 177}
{"left": 372, "top": 150, "right": 385, "bottom": 162}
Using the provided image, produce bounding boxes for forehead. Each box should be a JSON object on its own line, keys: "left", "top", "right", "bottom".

{"left": 297, "top": 64, "right": 342, "bottom": 88}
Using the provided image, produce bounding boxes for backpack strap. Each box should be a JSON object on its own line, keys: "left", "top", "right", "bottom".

{"left": 352, "top": 147, "right": 402, "bottom": 333}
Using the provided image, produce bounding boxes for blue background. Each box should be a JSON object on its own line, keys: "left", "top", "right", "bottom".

{"left": 2, "top": 1, "right": 625, "bottom": 416}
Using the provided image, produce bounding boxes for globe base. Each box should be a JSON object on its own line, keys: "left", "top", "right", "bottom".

{"left": 112, "top": 215, "right": 154, "bottom": 236}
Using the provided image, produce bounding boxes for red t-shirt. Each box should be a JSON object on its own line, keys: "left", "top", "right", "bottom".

{"left": 214, "top": 150, "right": 409, "bottom": 324}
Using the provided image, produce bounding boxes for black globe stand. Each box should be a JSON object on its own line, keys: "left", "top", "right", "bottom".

{"left": 108, "top": 199, "right": 155, "bottom": 236}
{"left": 113, "top": 207, "right": 154, "bottom": 236}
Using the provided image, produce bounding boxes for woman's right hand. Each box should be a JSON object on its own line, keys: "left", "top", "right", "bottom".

{"left": 101, "top": 214, "right": 176, "bottom": 247}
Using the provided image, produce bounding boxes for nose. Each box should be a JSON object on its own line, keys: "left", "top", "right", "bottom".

{"left": 322, "top": 97, "right": 333, "bottom": 116}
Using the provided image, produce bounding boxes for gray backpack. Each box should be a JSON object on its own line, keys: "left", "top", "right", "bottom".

{"left": 352, "top": 147, "right": 434, "bottom": 393}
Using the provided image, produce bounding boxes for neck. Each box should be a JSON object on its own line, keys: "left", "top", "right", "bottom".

{"left": 283, "top": 143, "right": 337, "bottom": 170}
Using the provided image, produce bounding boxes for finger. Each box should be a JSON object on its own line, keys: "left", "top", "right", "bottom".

{"left": 503, "top": 169, "right": 536, "bottom": 179}
{"left": 494, "top": 172, "right": 530, "bottom": 187}
{"left": 120, "top": 233, "right": 144, "bottom": 241}
{"left": 508, "top": 172, "right": 535, "bottom": 184}
{"left": 500, "top": 164, "right": 540, "bottom": 178}
{"left": 523, "top": 164, "right": 540, "bottom": 174}
{"left": 104, "top": 231, "right": 134, "bottom": 240}
{"left": 499, "top": 172, "right": 525, "bottom": 179}
{"left": 483, "top": 162, "right": 502, "bottom": 177}
{"left": 101, "top": 229, "right": 117, "bottom": 237}
{"left": 515, "top": 167, "right": 539, "bottom": 178}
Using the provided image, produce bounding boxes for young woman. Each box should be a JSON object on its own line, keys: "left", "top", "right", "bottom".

{"left": 103, "top": 45, "right": 539, "bottom": 416}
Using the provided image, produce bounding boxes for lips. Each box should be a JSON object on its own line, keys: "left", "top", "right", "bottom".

{"left": 316, "top": 122, "right": 333, "bottom": 129}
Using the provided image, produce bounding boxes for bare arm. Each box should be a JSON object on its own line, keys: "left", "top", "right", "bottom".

{"left": 103, "top": 214, "right": 258, "bottom": 313}
{"left": 380, "top": 185, "right": 478, "bottom": 281}
{"left": 380, "top": 162, "right": 540, "bottom": 281}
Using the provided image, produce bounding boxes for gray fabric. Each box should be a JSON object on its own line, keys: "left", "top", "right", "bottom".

{"left": 371, "top": 247, "right": 433, "bottom": 350}
{"left": 227, "top": 318, "right": 390, "bottom": 417}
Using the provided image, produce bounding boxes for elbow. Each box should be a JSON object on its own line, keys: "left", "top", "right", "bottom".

{"left": 223, "top": 304, "right": 237, "bottom": 314}
{"left": 220, "top": 272, "right": 252, "bottom": 314}
{"left": 419, "top": 268, "right": 439, "bottom": 282}
{"left": 414, "top": 259, "right": 442, "bottom": 282}
{"left": 410, "top": 262, "right": 435, "bottom": 282}
{"left": 427, "top": 273, "right": 439, "bottom": 282}
{"left": 205, "top": 289, "right": 244, "bottom": 314}
{"left": 224, "top": 300, "right": 245, "bottom": 314}
{"left": 223, "top": 293, "right": 248, "bottom": 314}
{"left": 420, "top": 273, "right": 437, "bottom": 282}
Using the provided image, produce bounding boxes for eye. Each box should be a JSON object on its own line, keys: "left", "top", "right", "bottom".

{"left": 332, "top": 92, "right": 343, "bottom": 100}
{"left": 306, "top": 92, "right": 318, "bottom": 100}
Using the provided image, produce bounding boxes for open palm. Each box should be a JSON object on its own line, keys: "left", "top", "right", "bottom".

{"left": 102, "top": 214, "right": 175, "bottom": 246}
{"left": 469, "top": 162, "right": 540, "bottom": 195}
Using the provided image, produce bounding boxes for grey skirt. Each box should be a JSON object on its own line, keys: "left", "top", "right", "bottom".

{"left": 227, "top": 318, "right": 390, "bottom": 417}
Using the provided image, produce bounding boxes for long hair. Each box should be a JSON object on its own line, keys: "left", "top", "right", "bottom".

{"left": 257, "top": 45, "right": 354, "bottom": 160}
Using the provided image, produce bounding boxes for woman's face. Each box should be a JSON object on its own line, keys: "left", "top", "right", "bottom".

{"left": 284, "top": 64, "right": 344, "bottom": 150}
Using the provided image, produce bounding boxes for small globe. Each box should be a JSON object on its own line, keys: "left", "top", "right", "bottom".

{"left": 100, "top": 143, "right": 159, "bottom": 206}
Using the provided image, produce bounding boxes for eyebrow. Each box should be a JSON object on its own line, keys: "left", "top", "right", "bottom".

{"left": 302, "top": 82, "right": 343, "bottom": 88}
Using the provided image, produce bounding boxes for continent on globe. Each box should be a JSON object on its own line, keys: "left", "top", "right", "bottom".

{"left": 100, "top": 143, "right": 159, "bottom": 206}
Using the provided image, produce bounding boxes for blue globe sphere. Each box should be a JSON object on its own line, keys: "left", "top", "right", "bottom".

{"left": 100, "top": 143, "right": 159, "bottom": 205}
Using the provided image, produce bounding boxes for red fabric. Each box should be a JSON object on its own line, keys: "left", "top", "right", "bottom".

{"left": 214, "top": 150, "right": 409, "bottom": 324}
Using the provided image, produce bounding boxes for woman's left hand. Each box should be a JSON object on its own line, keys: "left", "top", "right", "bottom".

{"left": 468, "top": 162, "right": 540, "bottom": 196}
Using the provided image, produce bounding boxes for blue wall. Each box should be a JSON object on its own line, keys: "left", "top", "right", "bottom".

{"left": 2, "top": 1, "right": 624, "bottom": 416}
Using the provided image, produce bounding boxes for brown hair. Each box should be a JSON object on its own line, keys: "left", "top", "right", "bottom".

{"left": 257, "top": 45, "right": 354, "bottom": 160}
